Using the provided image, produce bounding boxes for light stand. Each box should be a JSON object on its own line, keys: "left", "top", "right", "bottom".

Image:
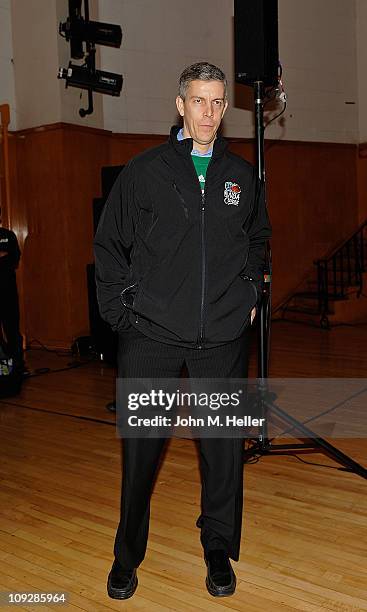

{"left": 243, "top": 82, "right": 367, "bottom": 480}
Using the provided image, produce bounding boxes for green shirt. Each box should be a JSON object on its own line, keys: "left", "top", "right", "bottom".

{"left": 191, "top": 155, "right": 211, "bottom": 193}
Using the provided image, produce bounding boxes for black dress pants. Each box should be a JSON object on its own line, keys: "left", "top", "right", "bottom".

{"left": 114, "top": 324, "right": 251, "bottom": 569}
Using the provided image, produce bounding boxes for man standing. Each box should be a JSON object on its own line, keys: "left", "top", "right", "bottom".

{"left": 94, "top": 62, "right": 271, "bottom": 599}
{"left": 0, "top": 226, "right": 23, "bottom": 370}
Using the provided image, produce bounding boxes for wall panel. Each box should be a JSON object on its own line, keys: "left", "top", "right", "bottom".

{"left": 10, "top": 123, "right": 360, "bottom": 348}
{"left": 14, "top": 124, "right": 110, "bottom": 348}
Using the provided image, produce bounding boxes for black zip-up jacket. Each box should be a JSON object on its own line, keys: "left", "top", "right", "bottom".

{"left": 94, "top": 126, "right": 271, "bottom": 349}
{"left": 0, "top": 227, "right": 21, "bottom": 280}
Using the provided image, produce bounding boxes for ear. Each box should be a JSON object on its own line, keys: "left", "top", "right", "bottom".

{"left": 176, "top": 95, "right": 185, "bottom": 117}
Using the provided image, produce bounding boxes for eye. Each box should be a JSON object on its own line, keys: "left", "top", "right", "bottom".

{"left": 214, "top": 100, "right": 223, "bottom": 106}
{"left": 194, "top": 98, "right": 202, "bottom": 103}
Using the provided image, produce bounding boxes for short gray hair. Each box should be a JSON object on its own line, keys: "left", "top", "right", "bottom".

{"left": 178, "top": 62, "right": 227, "bottom": 100}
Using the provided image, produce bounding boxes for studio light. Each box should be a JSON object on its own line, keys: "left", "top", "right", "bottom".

{"left": 58, "top": 63, "right": 123, "bottom": 97}
{"left": 57, "top": 0, "right": 123, "bottom": 116}
{"left": 59, "top": 19, "right": 122, "bottom": 55}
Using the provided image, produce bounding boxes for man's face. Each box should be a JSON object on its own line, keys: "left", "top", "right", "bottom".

{"left": 176, "top": 79, "right": 228, "bottom": 149}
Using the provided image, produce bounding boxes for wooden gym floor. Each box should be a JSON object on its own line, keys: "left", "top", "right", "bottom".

{"left": 0, "top": 321, "right": 366, "bottom": 611}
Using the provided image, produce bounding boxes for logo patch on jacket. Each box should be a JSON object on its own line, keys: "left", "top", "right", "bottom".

{"left": 224, "top": 182, "right": 241, "bottom": 206}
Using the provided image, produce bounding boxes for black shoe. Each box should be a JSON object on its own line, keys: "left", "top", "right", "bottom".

{"left": 205, "top": 549, "right": 236, "bottom": 597}
{"left": 107, "top": 559, "right": 138, "bottom": 600}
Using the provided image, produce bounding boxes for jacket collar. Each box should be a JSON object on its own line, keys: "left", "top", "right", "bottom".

{"left": 168, "top": 125, "right": 228, "bottom": 160}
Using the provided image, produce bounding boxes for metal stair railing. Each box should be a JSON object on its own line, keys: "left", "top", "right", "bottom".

{"left": 315, "top": 220, "right": 367, "bottom": 328}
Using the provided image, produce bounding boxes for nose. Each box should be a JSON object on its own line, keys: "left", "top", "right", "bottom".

{"left": 204, "top": 102, "right": 214, "bottom": 117}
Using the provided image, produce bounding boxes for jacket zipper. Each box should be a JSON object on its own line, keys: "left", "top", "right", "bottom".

{"left": 196, "top": 159, "right": 215, "bottom": 349}
{"left": 173, "top": 177, "right": 204, "bottom": 347}
{"left": 198, "top": 190, "right": 206, "bottom": 349}
{"left": 177, "top": 154, "right": 214, "bottom": 349}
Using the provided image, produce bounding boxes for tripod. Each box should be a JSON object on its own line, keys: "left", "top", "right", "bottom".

{"left": 243, "top": 81, "right": 367, "bottom": 480}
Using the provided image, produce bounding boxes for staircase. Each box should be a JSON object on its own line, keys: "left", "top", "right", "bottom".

{"left": 275, "top": 220, "right": 367, "bottom": 327}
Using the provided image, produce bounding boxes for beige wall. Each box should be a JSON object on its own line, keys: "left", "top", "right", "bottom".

{"left": 98, "top": 0, "right": 243, "bottom": 136}
{"left": 10, "top": 0, "right": 61, "bottom": 130}
{"left": 0, "top": 0, "right": 16, "bottom": 130}
{"left": 99, "top": 0, "right": 359, "bottom": 143}
{"left": 357, "top": 0, "right": 367, "bottom": 143}
{"left": 277, "top": 0, "right": 358, "bottom": 143}
{"left": 1, "top": 0, "right": 364, "bottom": 143}
{"left": 7, "top": 0, "right": 102, "bottom": 130}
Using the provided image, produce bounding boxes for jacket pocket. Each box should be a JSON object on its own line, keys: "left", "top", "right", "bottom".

{"left": 240, "top": 276, "right": 258, "bottom": 306}
{"left": 120, "top": 281, "right": 139, "bottom": 311}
